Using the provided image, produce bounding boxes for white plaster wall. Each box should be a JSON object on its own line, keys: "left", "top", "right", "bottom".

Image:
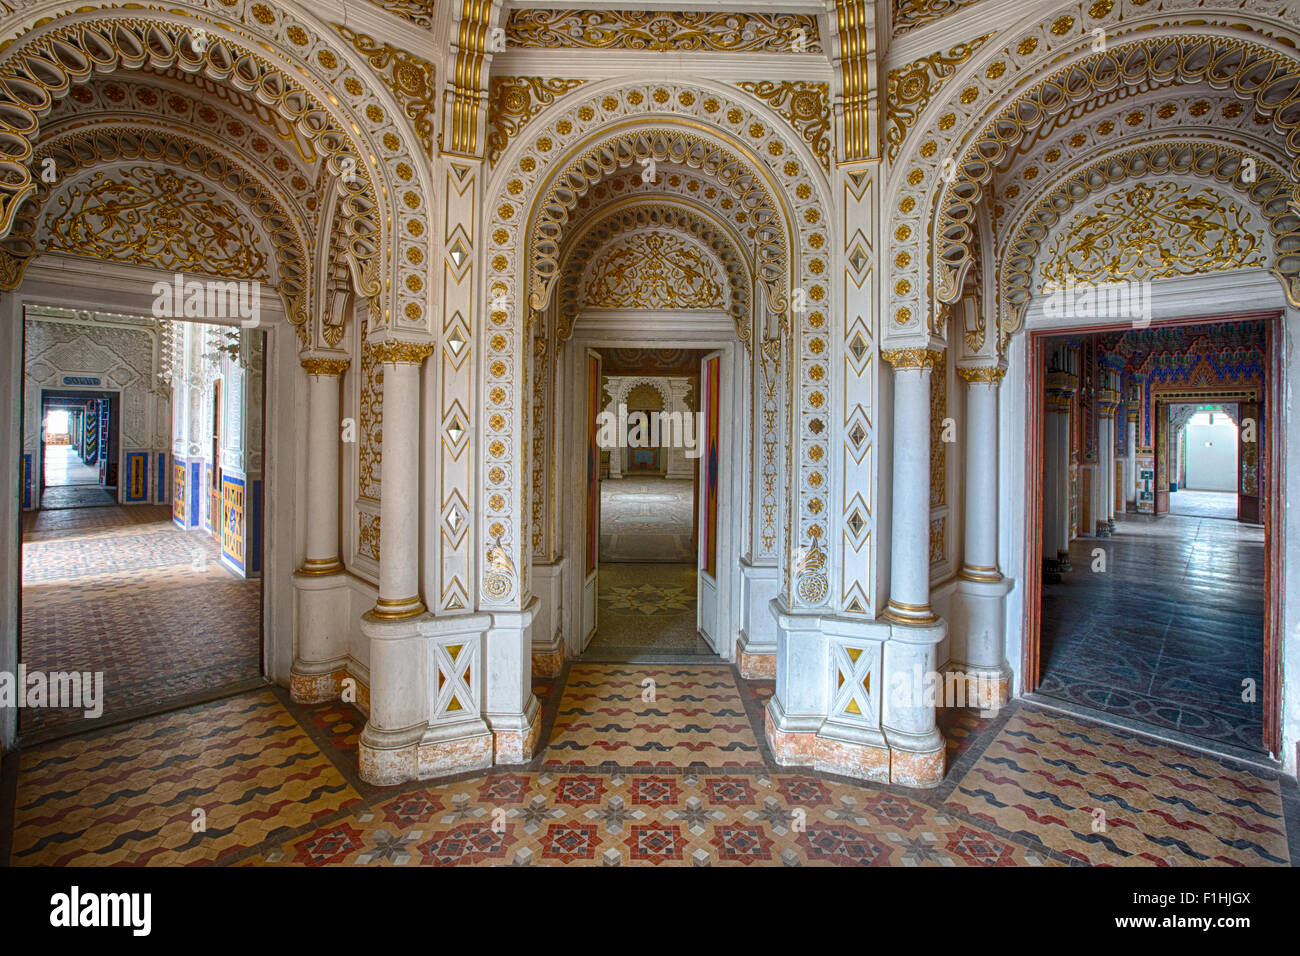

{"left": 1184, "top": 419, "right": 1238, "bottom": 491}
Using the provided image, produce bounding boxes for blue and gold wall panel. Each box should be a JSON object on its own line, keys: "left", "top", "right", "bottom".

{"left": 222, "top": 474, "right": 246, "bottom": 572}
{"left": 125, "top": 452, "right": 148, "bottom": 502}
{"left": 190, "top": 462, "right": 202, "bottom": 528}
{"left": 22, "top": 453, "right": 32, "bottom": 510}
{"left": 173, "top": 461, "right": 186, "bottom": 525}
{"left": 156, "top": 453, "right": 168, "bottom": 505}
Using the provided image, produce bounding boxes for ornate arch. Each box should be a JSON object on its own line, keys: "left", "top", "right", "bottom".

{"left": 999, "top": 138, "right": 1300, "bottom": 331}
{"left": 607, "top": 375, "right": 675, "bottom": 414}
{"left": 0, "top": 3, "right": 430, "bottom": 345}
{"left": 1, "top": 121, "right": 312, "bottom": 325}
{"left": 936, "top": 32, "right": 1300, "bottom": 310}
{"left": 485, "top": 77, "right": 833, "bottom": 611}
{"left": 526, "top": 122, "right": 793, "bottom": 318}
{"left": 556, "top": 199, "right": 754, "bottom": 347}
{"left": 881, "top": 1, "right": 1300, "bottom": 342}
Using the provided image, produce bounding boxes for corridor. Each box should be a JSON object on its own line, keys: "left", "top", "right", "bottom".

{"left": 1040, "top": 512, "right": 1265, "bottom": 753}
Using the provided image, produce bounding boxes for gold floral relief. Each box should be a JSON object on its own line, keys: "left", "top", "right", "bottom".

{"left": 359, "top": 513, "right": 381, "bottom": 562}
{"left": 43, "top": 167, "right": 266, "bottom": 278}
{"left": 893, "top": 0, "right": 986, "bottom": 38}
{"left": 584, "top": 232, "right": 725, "bottom": 310}
{"left": 487, "top": 77, "right": 586, "bottom": 167}
{"left": 333, "top": 26, "right": 437, "bottom": 158}
{"left": 1042, "top": 182, "right": 1267, "bottom": 288}
{"left": 929, "top": 350, "right": 947, "bottom": 508}
{"left": 736, "top": 81, "right": 831, "bottom": 172}
{"left": 885, "top": 34, "right": 994, "bottom": 165}
{"left": 364, "top": 0, "right": 434, "bottom": 28}
{"left": 505, "top": 10, "right": 821, "bottom": 53}
{"left": 359, "top": 343, "right": 383, "bottom": 502}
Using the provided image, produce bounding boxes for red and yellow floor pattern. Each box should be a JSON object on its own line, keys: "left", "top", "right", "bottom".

{"left": 1, "top": 664, "right": 1293, "bottom": 867}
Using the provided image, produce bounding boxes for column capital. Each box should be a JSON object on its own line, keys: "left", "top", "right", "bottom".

{"left": 1098, "top": 388, "right": 1121, "bottom": 417}
{"left": 300, "top": 354, "right": 350, "bottom": 376}
{"left": 370, "top": 340, "right": 435, "bottom": 365}
{"left": 956, "top": 364, "right": 1006, "bottom": 384}
{"left": 881, "top": 346, "right": 944, "bottom": 370}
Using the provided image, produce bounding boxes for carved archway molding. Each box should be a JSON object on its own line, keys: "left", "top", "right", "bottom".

{"left": 0, "top": 5, "right": 428, "bottom": 344}
{"left": 932, "top": 30, "right": 1300, "bottom": 318}
{"left": 525, "top": 121, "right": 794, "bottom": 320}
{"left": 606, "top": 375, "right": 675, "bottom": 414}
{"left": 998, "top": 138, "right": 1300, "bottom": 334}
{"left": 1, "top": 121, "right": 311, "bottom": 329}
{"left": 487, "top": 77, "right": 831, "bottom": 612}
{"left": 556, "top": 198, "right": 754, "bottom": 349}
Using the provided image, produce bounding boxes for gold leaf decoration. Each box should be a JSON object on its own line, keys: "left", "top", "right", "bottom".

{"left": 364, "top": 0, "right": 434, "bottom": 28}
{"left": 505, "top": 9, "right": 821, "bottom": 53}
{"left": 893, "top": 0, "right": 986, "bottom": 38}
{"left": 885, "top": 34, "right": 994, "bottom": 164}
{"left": 584, "top": 232, "right": 725, "bottom": 310}
{"left": 359, "top": 342, "right": 383, "bottom": 502}
{"left": 43, "top": 167, "right": 266, "bottom": 278}
{"left": 333, "top": 25, "right": 437, "bottom": 157}
{"left": 487, "top": 77, "right": 585, "bottom": 166}
{"left": 1041, "top": 182, "right": 1266, "bottom": 288}
{"left": 737, "top": 81, "right": 831, "bottom": 172}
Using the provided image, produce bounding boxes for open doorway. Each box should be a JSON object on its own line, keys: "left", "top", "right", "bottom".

{"left": 1031, "top": 319, "right": 1275, "bottom": 757}
{"left": 19, "top": 311, "right": 265, "bottom": 740}
{"left": 1168, "top": 404, "right": 1239, "bottom": 519}
{"left": 578, "top": 346, "right": 724, "bottom": 661}
{"left": 37, "top": 389, "right": 119, "bottom": 509}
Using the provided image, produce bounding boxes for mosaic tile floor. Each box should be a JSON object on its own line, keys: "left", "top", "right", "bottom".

{"left": 1040, "top": 512, "right": 1265, "bottom": 752}
{"left": 19, "top": 504, "right": 261, "bottom": 733}
{"left": 4, "top": 664, "right": 1294, "bottom": 867}
{"left": 599, "top": 477, "right": 695, "bottom": 563}
{"left": 586, "top": 563, "right": 712, "bottom": 657}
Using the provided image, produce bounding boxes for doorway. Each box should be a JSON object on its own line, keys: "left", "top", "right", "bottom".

{"left": 37, "top": 389, "right": 119, "bottom": 510}
{"left": 18, "top": 312, "right": 266, "bottom": 740}
{"left": 1028, "top": 316, "right": 1279, "bottom": 758}
{"left": 568, "top": 340, "right": 739, "bottom": 663}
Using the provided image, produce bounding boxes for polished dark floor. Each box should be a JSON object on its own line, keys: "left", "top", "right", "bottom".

{"left": 1040, "top": 512, "right": 1266, "bottom": 753}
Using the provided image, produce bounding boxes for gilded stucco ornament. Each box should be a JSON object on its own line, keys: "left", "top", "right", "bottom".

{"left": 736, "top": 81, "right": 831, "bottom": 172}
{"left": 504, "top": 9, "right": 822, "bottom": 53}
{"left": 333, "top": 26, "right": 438, "bottom": 158}
{"left": 884, "top": 34, "right": 993, "bottom": 165}
{"left": 487, "top": 77, "right": 586, "bottom": 167}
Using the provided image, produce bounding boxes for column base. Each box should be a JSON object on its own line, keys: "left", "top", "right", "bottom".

{"left": 736, "top": 637, "right": 776, "bottom": 679}
{"left": 531, "top": 644, "right": 565, "bottom": 679}
{"left": 1107, "top": 518, "right": 1117, "bottom": 534}
{"left": 888, "top": 743, "right": 946, "bottom": 788}
{"left": 813, "top": 725, "right": 890, "bottom": 782}
{"left": 417, "top": 721, "right": 494, "bottom": 779}
{"left": 1042, "top": 558, "right": 1062, "bottom": 583}
{"left": 358, "top": 723, "right": 423, "bottom": 786}
{"left": 764, "top": 704, "right": 816, "bottom": 766}
{"left": 488, "top": 696, "right": 543, "bottom": 765}
{"left": 289, "top": 666, "right": 344, "bottom": 705}
{"left": 1057, "top": 550, "right": 1072, "bottom": 572}
{"left": 1094, "top": 521, "right": 1111, "bottom": 538}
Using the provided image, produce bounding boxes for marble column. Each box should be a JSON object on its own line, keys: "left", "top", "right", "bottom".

{"left": 879, "top": 347, "right": 946, "bottom": 787}
{"left": 1044, "top": 372, "right": 1077, "bottom": 575}
{"left": 952, "top": 364, "right": 1012, "bottom": 705}
{"left": 291, "top": 355, "right": 351, "bottom": 704}
{"left": 1098, "top": 388, "right": 1120, "bottom": 534}
{"left": 1126, "top": 409, "right": 1138, "bottom": 512}
{"left": 359, "top": 340, "right": 434, "bottom": 785}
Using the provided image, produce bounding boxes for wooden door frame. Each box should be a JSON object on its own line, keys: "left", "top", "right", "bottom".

{"left": 1022, "top": 310, "right": 1284, "bottom": 755}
